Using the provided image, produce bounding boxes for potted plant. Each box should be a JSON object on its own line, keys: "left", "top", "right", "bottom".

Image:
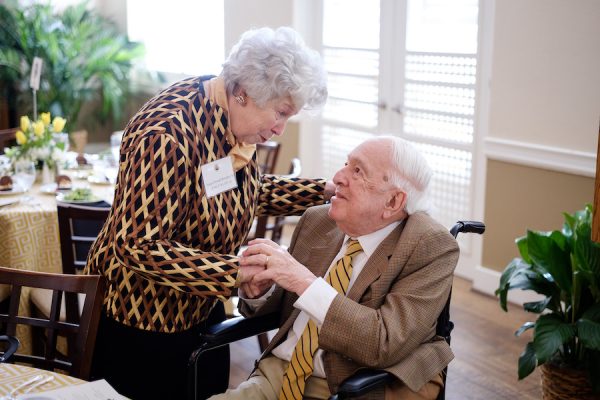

{"left": 0, "top": 0, "right": 144, "bottom": 132}
{"left": 496, "top": 204, "right": 600, "bottom": 399}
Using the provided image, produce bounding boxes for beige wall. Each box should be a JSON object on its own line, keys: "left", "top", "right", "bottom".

{"left": 224, "top": 0, "right": 293, "bottom": 51}
{"left": 488, "top": 0, "right": 600, "bottom": 151}
{"left": 481, "top": 0, "right": 600, "bottom": 274}
{"left": 482, "top": 160, "right": 594, "bottom": 271}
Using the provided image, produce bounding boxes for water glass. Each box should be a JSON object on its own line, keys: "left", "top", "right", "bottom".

{"left": 110, "top": 130, "right": 123, "bottom": 166}
{"left": 13, "top": 160, "right": 36, "bottom": 192}
{"left": 54, "top": 132, "right": 70, "bottom": 153}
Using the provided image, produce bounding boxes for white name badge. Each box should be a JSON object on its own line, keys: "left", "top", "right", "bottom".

{"left": 201, "top": 156, "right": 238, "bottom": 198}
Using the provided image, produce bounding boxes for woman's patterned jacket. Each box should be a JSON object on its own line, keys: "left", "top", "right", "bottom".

{"left": 85, "top": 76, "right": 326, "bottom": 333}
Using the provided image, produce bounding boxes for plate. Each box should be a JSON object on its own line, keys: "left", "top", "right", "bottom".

{"left": 0, "top": 185, "right": 26, "bottom": 196}
{"left": 88, "top": 174, "right": 114, "bottom": 185}
{"left": 39, "top": 182, "right": 58, "bottom": 194}
{"left": 56, "top": 192, "right": 103, "bottom": 204}
{"left": 40, "top": 183, "right": 72, "bottom": 194}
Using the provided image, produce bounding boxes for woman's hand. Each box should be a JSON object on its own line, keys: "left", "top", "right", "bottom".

{"left": 324, "top": 180, "right": 335, "bottom": 202}
{"left": 242, "top": 239, "right": 316, "bottom": 296}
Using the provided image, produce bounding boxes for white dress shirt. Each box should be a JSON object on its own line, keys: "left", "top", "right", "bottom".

{"left": 241, "top": 221, "right": 400, "bottom": 378}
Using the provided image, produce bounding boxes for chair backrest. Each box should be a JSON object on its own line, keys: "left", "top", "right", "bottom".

{"left": 256, "top": 141, "right": 280, "bottom": 174}
{"left": 0, "top": 128, "right": 17, "bottom": 154}
{"left": 0, "top": 266, "right": 106, "bottom": 380}
{"left": 57, "top": 203, "right": 111, "bottom": 275}
{"left": 246, "top": 157, "right": 302, "bottom": 245}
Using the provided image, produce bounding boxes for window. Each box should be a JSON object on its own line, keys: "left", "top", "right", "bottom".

{"left": 315, "top": 0, "right": 480, "bottom": 270}
{"left": 126, "top": 1, "right": 224, "bottom": 77}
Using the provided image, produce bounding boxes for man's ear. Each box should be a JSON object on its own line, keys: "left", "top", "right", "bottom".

{"left": 383, "top": 190, "right": 406, "bottom": 218}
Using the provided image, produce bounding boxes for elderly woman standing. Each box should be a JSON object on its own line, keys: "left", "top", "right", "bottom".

{"left": 86, "top": 26, "right": 330, "bottom": 400}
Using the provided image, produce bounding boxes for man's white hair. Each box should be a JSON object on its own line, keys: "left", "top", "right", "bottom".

{"left": 379, "top": 136, "right": 434, "bottom": 215}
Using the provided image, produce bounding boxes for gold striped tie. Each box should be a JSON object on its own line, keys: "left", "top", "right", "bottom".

{"left": 279, "top": 239, "right": 363, "bottom": 400}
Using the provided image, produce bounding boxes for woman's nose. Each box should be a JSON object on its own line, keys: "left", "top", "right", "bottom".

{"left": 271, "top": 120, "right": 286, "bottom": 136}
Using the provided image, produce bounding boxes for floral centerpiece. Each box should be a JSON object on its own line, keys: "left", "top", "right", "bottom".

{"left": 4, "top": 112, "right": 68, "bottom": 170}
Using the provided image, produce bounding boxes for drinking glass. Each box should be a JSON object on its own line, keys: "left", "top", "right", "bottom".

{"left": 13, "top": 160, "right": 36, "bottom": 192}
{"left": 54, "top": 132, "right": 70, "bottom": 153}
{"left": 110, "top": 130, "right": 123, "bottom": 166}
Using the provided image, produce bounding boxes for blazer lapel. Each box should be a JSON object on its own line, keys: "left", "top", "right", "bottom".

{"left": 266, "top": 224, "right": 344, "bottom": 352}
{"left": 347, "top": 221, "right": 404, "bottom": 302}
{"left": 305, "top": 228, "right": 345, "bottom": 279}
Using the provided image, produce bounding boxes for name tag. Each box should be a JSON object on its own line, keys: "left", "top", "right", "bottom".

{"left": 201, "top": 156, "right": 238, "bottom": 198}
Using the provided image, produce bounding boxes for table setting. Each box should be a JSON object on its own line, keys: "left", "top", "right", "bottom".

{"left": 0, "top": 129, "right": 118, "bottom": 355}
{"left": 0, "top": 364, "right": 127, "bottom": 400}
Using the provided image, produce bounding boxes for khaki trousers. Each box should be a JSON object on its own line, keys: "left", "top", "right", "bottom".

{"left": 209, "top": 356, "right": 443, "bottom": 400}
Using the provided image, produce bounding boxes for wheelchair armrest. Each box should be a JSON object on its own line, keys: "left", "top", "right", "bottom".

{"left": 0, "top": 335, "right": 20, "bottom": 362}
{"left": 450, "top": 220, "right": 485, "bottom": 238}
{"left": 330, "top": 369, "right": 394, "bottom": 400}
{"left": 188, "top": 312, "right": 280, "bottom": 367}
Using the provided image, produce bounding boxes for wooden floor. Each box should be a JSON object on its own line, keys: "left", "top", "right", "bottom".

{"left": 228, "top": 276, "right": 542, "bottom": 399}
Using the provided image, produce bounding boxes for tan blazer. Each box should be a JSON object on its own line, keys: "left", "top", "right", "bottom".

{"left": 241, "top": 204, "right": 459, "bottom": 399}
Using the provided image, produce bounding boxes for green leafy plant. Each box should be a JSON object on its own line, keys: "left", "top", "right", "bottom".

{"left": 0, "top": 0, "right": 144, "bottom": 131}
{"left": 496, "top": 204, "right": 600, "bottom": 391}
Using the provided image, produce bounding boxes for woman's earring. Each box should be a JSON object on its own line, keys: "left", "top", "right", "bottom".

{"left": 234, "top": 95, "right": 246, "bottom": 105}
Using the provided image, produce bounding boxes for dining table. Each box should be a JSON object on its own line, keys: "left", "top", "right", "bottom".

{"left": 0, "top": 363, "right": 84, "bottom": 398}
{"left": 0, "top": 153, "right": 116, "bottom": 354}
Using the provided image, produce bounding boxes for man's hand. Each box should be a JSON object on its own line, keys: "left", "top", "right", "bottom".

{"left": 241, "top": 239, "right": 317, "bottom": 296}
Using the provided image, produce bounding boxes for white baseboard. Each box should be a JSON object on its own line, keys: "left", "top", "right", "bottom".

{"left": 472, "top": 264, "right": 544, "bottom": 306}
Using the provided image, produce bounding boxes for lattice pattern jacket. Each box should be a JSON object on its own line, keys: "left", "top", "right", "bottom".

{"left": 85, "top": 76, "right": 326, "bottom": 332}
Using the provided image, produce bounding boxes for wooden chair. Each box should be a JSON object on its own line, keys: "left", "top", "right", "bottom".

{"left": 188, "top": 221, "right": 486, "bottom": 400}
{"left": 0, "top": 266, "right": 106, "bottom": 380}
{"left": 0, "top": 128, "right": 18, "bottom": 154}
{"left": 256, "top": 140, "right": 280, "bottom": 175}
{"left": 29, "top": 204, "right": 110, "bottom": 358}
{"left": 245, "top": 157, "right": 302, "bottom": 245}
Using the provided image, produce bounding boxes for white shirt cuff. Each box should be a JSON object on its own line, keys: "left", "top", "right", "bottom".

{"left": 238, "top": 285, "right": 275, "bottom": 311}
{"left": 294, "top": 277, "right": 337, "bottom": 327}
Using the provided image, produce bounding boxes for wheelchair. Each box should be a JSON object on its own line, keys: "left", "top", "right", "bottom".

{"left": 188, "top": 220, "right": 485, "bottom": 400}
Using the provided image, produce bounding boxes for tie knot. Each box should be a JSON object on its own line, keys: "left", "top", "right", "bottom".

{"left": 345, "top": 239, "right": 362, "bottom": 257}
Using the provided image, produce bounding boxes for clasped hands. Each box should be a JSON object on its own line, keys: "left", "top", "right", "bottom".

{"left": 238, "top": 239, "right": 317, "bottom": 298}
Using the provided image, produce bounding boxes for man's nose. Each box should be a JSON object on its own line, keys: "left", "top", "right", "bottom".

{"left": 332, "top": 168, "right": 347, "bottom": 186}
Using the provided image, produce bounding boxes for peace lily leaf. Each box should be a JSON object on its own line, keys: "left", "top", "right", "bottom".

{"left": 577, "top": 319, "right": 600, "bottom": 350}
{"left": 515, "top": 321, "right": 535, "bottom": 337}
{"left": 549, "top": 230, "right": 567, "bottom": 252}
{"left": 516, "top": 236, "right": 530, "bottom": 263}
{"left": 527, "top": 230, "right": 572, "bottom": 293}
{"left": 518, "top": 342, "right": 537, "bottom": 380}
{"left": 581, "top": 303, "right": 600, "bottom": 322}
{"left": 573, "top": 223, "right": 600, "bottom": 276}
{"left": 523, "top": 298, "right": 551, "bottom": 314}
{"left": 533, "top": 314, "right": 576, "bottom": 363}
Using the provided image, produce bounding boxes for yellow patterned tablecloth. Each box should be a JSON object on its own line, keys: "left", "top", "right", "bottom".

{"left": 0, "top": 363, "right": 84, "bottom": 396}
{"left": 0, "top": 181, "right": 114, "bottom": 354}
{"left": 0, "top": 185, "right": 63, "bottom": 271}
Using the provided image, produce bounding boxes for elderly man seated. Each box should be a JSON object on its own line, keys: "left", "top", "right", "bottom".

{"left": 211, "top": 136, "right": 459, "bottom": 400}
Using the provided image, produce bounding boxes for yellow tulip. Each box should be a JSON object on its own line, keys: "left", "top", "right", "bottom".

{"left": 20, "top": 116, "right": 30, "bottom": 132}
{"left": 33, "top": 121, "right": 45, "bottom": 137}
{"left": 41, "top": 112, "right": 51, "bottom": 126}
{"left": 52, "top": 117, "right": 66, "bottom": 133}
{"left": 16, "top": 130, "right": 27, "bottom": 145}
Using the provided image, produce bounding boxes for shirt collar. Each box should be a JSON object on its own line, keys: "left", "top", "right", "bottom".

{"left": 344, "top": 220, "right": 402, "bottom": 258}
